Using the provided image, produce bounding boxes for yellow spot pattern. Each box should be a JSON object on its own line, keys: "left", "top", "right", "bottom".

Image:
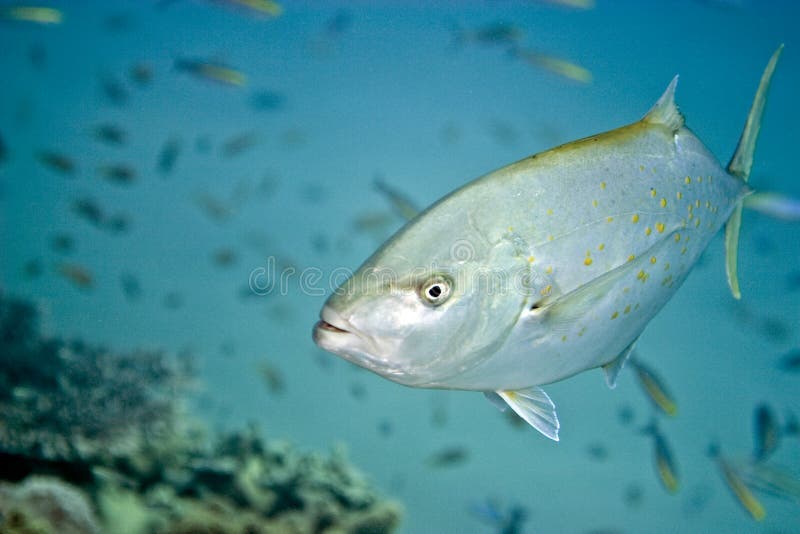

{"left": 660, "top": 198, "right": 667, "bottom": 208}
{"left": 611, "top": 311, "right": 619, "bottom": 320}
{"left": 650, "top": 256, "right": 657, "bottom": 264}
{"left": 584, "top": 257, "right": 593, "bottom": 266}
{"left": 600, "top": 181, "right": 607, "bottom": 190}
{"left": 540, "top": 284, "right": 552, "bottom": 296}
{"left": 656, "top": 222, "right": 665, "bottom": 233}
{"left": 631, "top": 214, "right": 640, "bottom": 223}
{"left": 684, "top": 176, "right": 691, "bottom": 184}
{"left": 645, "top": 227, "right": 652, "bottom": 236}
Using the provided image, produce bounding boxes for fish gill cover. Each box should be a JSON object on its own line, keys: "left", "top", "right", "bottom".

{"left": 0, "top": 1, "right": 798, "bottom": 533}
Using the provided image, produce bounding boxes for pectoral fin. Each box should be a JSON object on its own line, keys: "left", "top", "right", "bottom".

{"left": 497, "top": 387, "right": 560, "bottom": 441}
{"left": 602, "top": 339, "right": 638, "bottom": 389}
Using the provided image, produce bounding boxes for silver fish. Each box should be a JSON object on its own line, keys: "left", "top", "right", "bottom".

{"left": 314, "top": 47, "right": 786, "bottom": 441}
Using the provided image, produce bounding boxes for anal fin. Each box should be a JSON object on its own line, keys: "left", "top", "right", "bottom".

{"left": 602, "top": 338, "right": 638, "bottom": 389}
{"left": 497, "top": 387, "right": 560, "bottom": 441}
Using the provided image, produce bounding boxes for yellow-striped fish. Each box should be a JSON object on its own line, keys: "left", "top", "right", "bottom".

{"left": 709, "top": 444, "right": 766, "bottom": 521}
{"left": 643, "top": 422, "right": 679, "bottom": 494}
{"left": 175, "top": 58, "right": 247, "bottom": 87}
{"left": 630, "top": 356, "right": 678, "bottom": 416}
{"left": 2, "top": 6, "right": 63, "bottom": 25}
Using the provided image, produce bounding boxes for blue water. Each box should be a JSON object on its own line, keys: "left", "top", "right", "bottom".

{"left": 1, "top": 1, "right": 799, "bottom": 532}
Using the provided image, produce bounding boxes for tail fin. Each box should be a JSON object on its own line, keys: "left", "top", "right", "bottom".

{"left": 724, "top": 45, "right": 784, "bottom": 299}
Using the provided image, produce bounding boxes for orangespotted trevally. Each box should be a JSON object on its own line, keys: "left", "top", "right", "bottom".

{"left": 314, "top": 47, "right": 791, "bottom": 441}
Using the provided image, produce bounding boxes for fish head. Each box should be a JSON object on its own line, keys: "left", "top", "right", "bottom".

{"left": 314, "top": 210, "right": 532, "bottom": 387}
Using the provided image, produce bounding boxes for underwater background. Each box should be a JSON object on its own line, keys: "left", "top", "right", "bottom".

{"left": 1, "top": 1, "right": 799, "bottom": 532}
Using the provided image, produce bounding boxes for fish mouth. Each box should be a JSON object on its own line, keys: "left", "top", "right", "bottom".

{"left": 313, "top": 307, "right": 389, "bottom": 373}
{"left": 315, "top": 320, "right": 348, "bottom": 334}
{"left": 314, "top": 306, "right": 353, "bottom": 335}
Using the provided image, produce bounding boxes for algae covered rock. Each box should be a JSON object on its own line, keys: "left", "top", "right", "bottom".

{"left": 0, "top": 292, "right": 402, "bottom": 533}
{"left": 0, "top": 476, "right": 100, "bottom": 534}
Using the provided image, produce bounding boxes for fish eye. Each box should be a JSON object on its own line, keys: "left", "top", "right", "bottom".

{"left": 419, "top": 275, "right": 452, "bottom": 306}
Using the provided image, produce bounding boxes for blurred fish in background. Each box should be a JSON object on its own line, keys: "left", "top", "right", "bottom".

{"left": 0, "top": 1, "right": 798, "bottom": 533}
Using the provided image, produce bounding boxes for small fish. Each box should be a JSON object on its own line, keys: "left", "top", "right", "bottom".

{"left": 349, "top": 382, "right": 367, "bottom": 400}
{"left": 377, "top": 418, "right": 393, "bottom": 437}
{"left": 129, "top": 62, "right": 153, "bottom": 86}
{"left": 120, "top": 272, "right": 142, "bottom": 301}
{"left": 256, "top": 360, "right": 285, "bottom": 394}
{"left": 535, "top": 0, "right": 595, "bottom": 8}
{"left": 786, "top": 410, "right": 799, "bottom": 436}
{"left": 57, "top": 262, "right": 94, "bottom": 290}
{"left": 105, "top": 213, "right": 130, "bottom": 234}
{"left": 37, "top": 151, "right": 76, "bottom": 175}
{"left": 643, "top": 421, "right": 680, "bottom": 494}
{"left": 439, "top": 121, "right": 461, "bottom": 145}
{"left": 453, "top": 22, "right": 524, "bottom": 48}
{"left": 1, "top": 6, "right": 63, "bottom": 24}
{"left": 486, "top": 119, "right": 520, "bottom": 146}
{"left": 28, "top": 42, "right": 46, "bottom": 69}
{"left": 175, "top": 58, "right": 247, "bottom": 87}
{"left": 72, "top": 198, "right": 105, "bottom": 227}
{"left": 325, "top": 9, "right": 352, "bottom": 36}
{"left": 93, "top": 123, "right": 127, "bottom": 146}
{"left": 708, "top": 443, "right": 766, "bottom": 521}
{"left": 98, "top": 164, "right": 136, "bottom": 185}
{"left": 430, "top": 396, "right": 449, "bottom": 428}
{"left": 759, "top": 315, "right": 790, "bottom": 344}
{"left": 373, "top": 176, "right": 420, "bottom": 221}
{"left": 103, "top": 12, "right": 134, "bottom": 32}
{"left": 213, "top": 0, "right": 283, "bottom": 17}
{"left": 426, "top": 446, "right": 469, "bottom": 468}
{"left": 752, "top": 403, "right": 780, "bottom": 462}
{"left": 617, "top": 404, "right": 635, "bottom": 427}
{"left": 220, "top": 131, "right": 258, "bottom": 158}
{"left": 250, "top": 90, "right": 285, "bottom": 111}
{"left": 211, "top": 247, "right": 237, "bottom": 268}
{"left": 50, "top": 233, "right": 75, "bottom": 254}
{"left": 22, "top": 258, "right": 43, "bottom": 279}
{"left": 0, "top": 131, "right": 7, "bottom": 164}
{"left": 194, "top": 192, "right": 233, "bottom": 223}
{"left": 586, "top": 441, "right": 609, "bottom": 462}
{"left": 629, "top": 357, "right": 678, "bottom": 417}
{"left": 682, "top": 483, "right": 712, "bottom": 518}
{"left": 158, "top": 137, "right": 181, "bottom": 175}
{"left": 512, "top": 47, "right": 592, "bottom": 84}
{"left": 469, "top": 499, "right": 528, "bottom": 534}
{"left": 101, "top": 75, "right": 129, "bottom": 106}
{"left": 352, "top": 211, "right": 395, "bottom": 237}
{"left": 310, "top": 233, "right": 329, "bottom": 254}
{"left": 622, "top": 483, "right": 644, "bottom": 509}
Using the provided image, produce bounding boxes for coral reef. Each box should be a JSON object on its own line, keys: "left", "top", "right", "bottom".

{"left": 0, "top": 292, "right": 401, "bottom": 533}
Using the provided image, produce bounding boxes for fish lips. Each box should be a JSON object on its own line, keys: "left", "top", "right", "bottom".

{"left": 313, "top": 306, "right": 403, "bottom": 378}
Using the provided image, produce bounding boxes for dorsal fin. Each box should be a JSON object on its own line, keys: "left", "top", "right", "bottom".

{"left": 642, "top": 76, "right": 684, "bottom": 133}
